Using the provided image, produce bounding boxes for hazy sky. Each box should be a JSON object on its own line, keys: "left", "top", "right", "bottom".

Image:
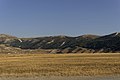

{"left": 0, "top": 0, "right": 120, "bottom": 37}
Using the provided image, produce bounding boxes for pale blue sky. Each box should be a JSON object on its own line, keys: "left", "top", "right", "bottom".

{"left": 0, "top": 0, "right": 120, "bottom": 37}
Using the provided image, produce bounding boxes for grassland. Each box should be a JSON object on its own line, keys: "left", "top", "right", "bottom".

{"left": 0, "top": 53, "right": 119, "bottom": 77}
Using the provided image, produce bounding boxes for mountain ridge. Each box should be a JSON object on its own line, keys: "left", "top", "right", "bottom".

{"left": 0, "top": 32, "right": 120, "bottom": 53}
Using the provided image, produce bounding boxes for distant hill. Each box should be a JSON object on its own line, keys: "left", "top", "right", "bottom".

{"left": 79, "top": 34, "right": 100, "bottom": 39}
{"left": 85, "top": 32, "right": 120, "bottom": 52}
{"left": 0, "top": 34, "right": 16, "bottom": 38}
{"left": 9, "top": 35, "right": 99, "bottom": 50}
{"left": 0, "top": 34, "right": 17, "bottom": 44}
{"left": 0, "top": 32, "right": 120, "bottom": 53}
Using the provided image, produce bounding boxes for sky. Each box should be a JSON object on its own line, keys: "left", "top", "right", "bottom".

{"left": 0, "top": 0, "right": 120, "bottom": 37}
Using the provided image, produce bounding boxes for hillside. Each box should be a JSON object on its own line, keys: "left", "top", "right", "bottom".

{"left": 0, "top": 34, "right": 17, "bottom": 44}
{"left": 85, "top": 32, "right": 120, "bottom": 52}
{"left": 0, "top": 32, "right": 120, "bottom": 53}
{"left": 8, "top": 35, "right": 99, "bottom": 53}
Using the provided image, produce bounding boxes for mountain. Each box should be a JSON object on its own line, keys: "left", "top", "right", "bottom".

{"left": 0, "top": 34, "right": 17, "bottom": 44}
{"left": 85, "top": 32, "right": 120, "bottom": 52}
{"left": 8, "top": 34, "right": 99, "bottom": 49}
{"left": 0, "top": 34, "right": 16, "bottom": 38}
{"left": 79, "top": 34, "right": 100, "bottom": 39}
{"left": 0, "top": 32, "right": 120, "bottom": 53}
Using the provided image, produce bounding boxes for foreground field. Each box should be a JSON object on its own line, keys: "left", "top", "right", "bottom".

{"left": 0, "top": 76, "right": 120, "bottom": 80}
{"left": 0, "top": 53, "right": 119, "bottom": 77}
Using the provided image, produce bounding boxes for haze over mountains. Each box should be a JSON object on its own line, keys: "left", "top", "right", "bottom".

{"left": 0, "top": 32, "right": 120, "bottom": 53}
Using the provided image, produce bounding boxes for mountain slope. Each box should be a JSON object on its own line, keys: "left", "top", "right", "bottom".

{"left": 0, "top": 32, "right": 120, "bottom": 53}
{"left": 9, "top": 35, "right": 99, "bottom": 49}
{"left": 85, "top": 32, "right": 120, "bottom": 52}
{"left": 0, "top": 34, "right": 17, "bottom": 44}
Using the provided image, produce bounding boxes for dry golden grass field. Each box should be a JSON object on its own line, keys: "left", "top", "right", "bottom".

{"left": 0, "top": 53, "right": 119, "bottom": 77}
